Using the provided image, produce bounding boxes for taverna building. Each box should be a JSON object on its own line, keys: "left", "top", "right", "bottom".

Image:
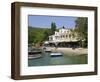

{"left": 44, "top": 27, "right": 82, "bottom": 48}
{"left": 49, "top": 28, "right": 78, "bottom": 43}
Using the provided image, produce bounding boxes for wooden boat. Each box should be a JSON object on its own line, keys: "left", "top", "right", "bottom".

{"left": 28, "top": 50, "right": 42, "bottom": 59}
{"left": 28, "top": 51, "right": 42, "bottom": 55}
{"left": 28, "top": 54, "right": 42, "bottom": 59}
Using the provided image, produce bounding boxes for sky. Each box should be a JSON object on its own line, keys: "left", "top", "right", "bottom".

{"left": 28, "top": 15, "right": 77, "bottom": 29}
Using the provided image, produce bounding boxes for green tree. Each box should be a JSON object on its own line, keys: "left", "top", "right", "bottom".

{"left": 51, "top": 22, "right": 56, "bottom": 34}
{"left": 75, "top": 17, "right": 88, "bottom": 47}
{"left": 62, "top": 26, "right": 65, "bottom": 29}
{"left": 43, "top": 29, "right": 52, "bottom": 41}
{"left": 28, "top": 27, "right": 46, "bottom": 44}
{"left": 43, "top": 30, "right": 49, "bottom": 40}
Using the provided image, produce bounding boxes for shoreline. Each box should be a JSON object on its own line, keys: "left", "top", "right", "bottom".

{"left": 45, "top": 47, "right": 88, "bottom": 56}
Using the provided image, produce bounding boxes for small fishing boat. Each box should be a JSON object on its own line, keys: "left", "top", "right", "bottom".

{"left": 28, "top": 47, "right": 42, "bottom": 59}
{"left": 28, "top": 51, "right": 42, "bottom": 55}
{"left": 50, "top": 52, "right": 63, "bottom": 57}
{"left": 28, "top": 54, "right": 42, "bottom": 59}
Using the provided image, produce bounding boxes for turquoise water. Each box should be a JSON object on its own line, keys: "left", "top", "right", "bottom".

{"left": 28, "top": 52, "right": 87, "bottom": 66}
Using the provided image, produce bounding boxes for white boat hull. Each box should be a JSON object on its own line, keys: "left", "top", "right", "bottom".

{"left": 50, "top": 52, "right": 63, "bottom": 57}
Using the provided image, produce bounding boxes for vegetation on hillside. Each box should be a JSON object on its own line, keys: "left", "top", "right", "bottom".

{"left": 75, "top": 17, "right": 88, "bottom": 47}
{"left": 28, "top": 27, "right": 49, "bottom": 44}
{"left": 28, "top": 22, "right": 57, "bottom": 44}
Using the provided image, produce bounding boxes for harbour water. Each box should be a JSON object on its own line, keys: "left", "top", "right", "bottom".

{"left": 28, "top": 52, "right": 87, "bottom": 66}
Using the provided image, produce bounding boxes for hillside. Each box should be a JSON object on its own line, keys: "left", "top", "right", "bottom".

{"left": 28, "top": 26, "right": 51, "bottom": 44}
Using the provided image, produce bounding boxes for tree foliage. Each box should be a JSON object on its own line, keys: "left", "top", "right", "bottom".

{"left": 28, "top": 27, "right": 46, "bottom": 44}
{"left": 75, "top": 17, "right": 88, "bottom": 47}
{"left": 28, "top": 26, "right": 52, "bottom": 44}
{"left": 51, "top": 22, "right": 56, "bottom": 34}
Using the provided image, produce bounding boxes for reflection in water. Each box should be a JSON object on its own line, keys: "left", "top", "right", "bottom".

{"left": 28, "top": 52, "right": 87, "bottom": 66}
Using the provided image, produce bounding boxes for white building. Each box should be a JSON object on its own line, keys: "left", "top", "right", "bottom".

{"left": 44, "top": 27, "right": 86, "bottom": 48}
{"left": 48, "top": 28, "right": 78, "bottom": 43}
